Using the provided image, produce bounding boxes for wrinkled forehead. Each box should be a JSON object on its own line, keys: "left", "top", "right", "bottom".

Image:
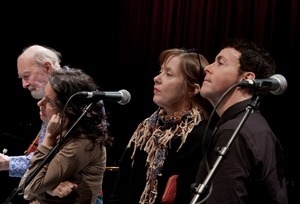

{"left": 18, "top": 54, "right": 36, "bottom": 68}
{"left": 17, "top": 57, "right": 39, "bottom": 76}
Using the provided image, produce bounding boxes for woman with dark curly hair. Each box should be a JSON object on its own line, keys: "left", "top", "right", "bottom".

{"left": 19, "top": 68, "right": 113, "bottom": 204}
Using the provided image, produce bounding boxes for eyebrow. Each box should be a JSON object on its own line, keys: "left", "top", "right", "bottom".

{"left": 18, "top": 71, "right": 31, "bottom": 79}
{"left": 44, "top": 96, "right": 57, "bottom": 105}
{"left": 216, "top": 55, "right": 223, "bottom": 61}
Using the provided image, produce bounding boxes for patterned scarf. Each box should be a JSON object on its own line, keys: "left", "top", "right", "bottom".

{"left": 127, "top": 107, "right": 203, "bottom": 204}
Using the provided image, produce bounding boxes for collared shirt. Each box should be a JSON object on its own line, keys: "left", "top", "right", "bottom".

{"left": 195, "top": 99, "right": 288, "bottom": 204}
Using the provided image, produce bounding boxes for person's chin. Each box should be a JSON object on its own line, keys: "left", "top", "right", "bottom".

{"left": 199, "top": 89, "right": 210, "bottom": 97}
{"left": 153, "top": 97, "right": 160, "bottom": 105}
{"left": 39, "top": 114, "right": 47, "bottom": 122}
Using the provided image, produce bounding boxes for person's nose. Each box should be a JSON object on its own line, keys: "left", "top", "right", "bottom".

{"left": 37, "top": 97, "right": 46, "bottom": 107}
{"left": 154, "top": 74, "right": 161, "bottom": 84}
{"left": 204, "top": 63, "right": 214, "bottom": 74}
{"left": 22, "top": 79, "right": 30, "bottom": 89}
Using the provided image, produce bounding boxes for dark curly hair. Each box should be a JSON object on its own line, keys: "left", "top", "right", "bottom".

{"left": 48, "top": 68, "right": 113, "bottom": 148}
{"left": 221, "top": 38, "right": 276, "bottom": 79}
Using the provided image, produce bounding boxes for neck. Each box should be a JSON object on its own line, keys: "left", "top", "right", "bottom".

{"left": 162, "top": 102, "right": 191, "bottom": 116}
{"left": 161, "top": 108, "right": 188, "bottom": 121}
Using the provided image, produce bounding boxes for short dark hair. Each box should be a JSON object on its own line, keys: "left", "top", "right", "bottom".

{"left": 222, "top": 38, "right": 276, "bottom": 79}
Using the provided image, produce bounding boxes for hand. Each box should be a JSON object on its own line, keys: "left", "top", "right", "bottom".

{"left": 43, "top": 114, "right": 69, "bottom": 147}
{"left": 0, "top": 153, "right": 10, "bottom": 171}
{"left": 46, "top": 114, "right": 65, "bottom": 137}
{"left": 46, "top": 181, "right": 78, "bottom": 198}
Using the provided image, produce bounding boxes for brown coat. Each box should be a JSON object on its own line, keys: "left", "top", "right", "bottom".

{"left": 19, "top": 136, "right": 106, "bottom": 204}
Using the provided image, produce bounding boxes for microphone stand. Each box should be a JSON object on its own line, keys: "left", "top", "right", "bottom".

{"left": 190, "top": 96, "right": 260, "bottom": 204}
{"left": 4, "top": 103, "right": 93, "bottom": 204}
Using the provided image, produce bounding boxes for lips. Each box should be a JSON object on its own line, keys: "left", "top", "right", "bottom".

{"left": 202, "top": 80, "right": 209, "bottom": 84}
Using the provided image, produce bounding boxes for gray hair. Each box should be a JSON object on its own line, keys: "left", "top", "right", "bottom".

{"left": 20, "top": 45, "right": 62, "bottom": 70}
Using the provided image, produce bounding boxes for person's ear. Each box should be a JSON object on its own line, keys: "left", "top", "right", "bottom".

{"left": 192, "top": 83, "right": 201, "bottom": 95}
{"left": 239, "top": 72, "right": 255, "bottom": 81}
{"left": 44, "top": 62, "right": 53, "bottom": 74}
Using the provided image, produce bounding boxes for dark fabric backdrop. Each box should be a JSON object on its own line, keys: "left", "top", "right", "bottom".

{"left": 1, "top": 0, "right": 297, "bottom": 203}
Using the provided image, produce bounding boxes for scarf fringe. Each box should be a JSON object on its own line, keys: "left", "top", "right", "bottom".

{"left": 128, "top": 107, "right": 202, "bottom": 204}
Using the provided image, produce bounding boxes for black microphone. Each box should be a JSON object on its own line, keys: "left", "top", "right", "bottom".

{"left": 238, "top": 74, "right": 287, "bottom": 95}
{"left": 77, "top": 89, "right": 131, "bottom": 105}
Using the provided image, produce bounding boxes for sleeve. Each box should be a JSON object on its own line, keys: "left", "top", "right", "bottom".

{"left": 9, "top": 123, "right": 46, "bottom": 178}
{"left": 9, "top": 153, "right": 33, "bottom": 177}
{"left": 22, "top": 138, "right": 93, "bottom": 198}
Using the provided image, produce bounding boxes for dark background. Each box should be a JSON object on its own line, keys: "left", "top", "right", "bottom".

{"left": 0, "top": 0, "right": 298, "bottom": 203}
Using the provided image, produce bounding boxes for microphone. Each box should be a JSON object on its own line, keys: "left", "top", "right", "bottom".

{"left": 77, "top": 89, "right": 131, "bottom": 105}
{"left": 238, "top": 74, "right": 287, "bottom": 95}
